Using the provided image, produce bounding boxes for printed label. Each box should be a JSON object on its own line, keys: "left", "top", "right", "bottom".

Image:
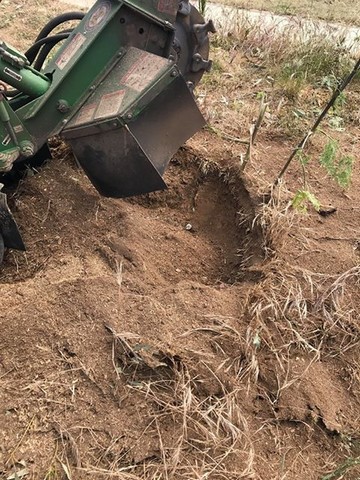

{"left": 86, "top": 1, "right": 111, "bottom": 31}
{"left": 56, "top": 33, "right": 86, "bottom": 70}
{"left": 4, "top": 67, "right": 22, "bottom": 82}
{"left": 94, "top": 90, "right": 126, "bottom": 119}
{"left": 74, "top": 103, "right": 97, "bottom": 126}
{"left": 121, "top": 53, "right": 168, "bottom": 92}
{"left": 157, "top": 0, "right": 178, "bottom": 15}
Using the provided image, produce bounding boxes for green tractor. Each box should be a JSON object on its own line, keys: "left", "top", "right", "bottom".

{"left": 0, "top": 0, "right": 214, "bottom": 264}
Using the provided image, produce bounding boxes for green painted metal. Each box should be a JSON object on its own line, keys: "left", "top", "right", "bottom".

{"left": 65, "top": 46, "right": 174, "bottom": 133}
{"left": 0, "top": 99, "right": 35, "bottom": 170}
{"left": 0, "top": 45, "right": 51, "bottom": 97}
{"left": 123, "top": 0, "right": 179, "bottom": 23}
{"left": 0, "top": 0, "right": 212, "bottom": 177}
{"left": 14, "top": 0, "right": 173, "bottom": 146}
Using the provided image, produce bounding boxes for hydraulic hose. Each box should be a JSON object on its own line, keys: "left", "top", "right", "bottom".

{"left": 27, "top": 12, "right": 85, "bottom": 67}
{"left": 25, "top": 33, "right": 71, "bottom": 64}
{"left": 35, "top": 12, "right": 85, "bottom": 41}
{"left": 33, "top": 29, "right": 73, "bottom": 71}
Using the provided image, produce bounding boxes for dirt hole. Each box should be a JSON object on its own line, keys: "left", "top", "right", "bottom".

{"left": 126, "top": 152, "right": 266, "bottom": 284}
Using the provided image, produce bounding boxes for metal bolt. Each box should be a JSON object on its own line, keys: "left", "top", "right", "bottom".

{"left": 57, "top": 99, "right": 70, "bottom": 113}
{"left": 126, "top": 113, "right": 132, "bottom": 120}
{"left": 171, "top": 70, "right": 178, "bottom": 77}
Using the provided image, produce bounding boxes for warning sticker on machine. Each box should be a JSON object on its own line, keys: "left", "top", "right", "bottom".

{"left": 94, "top": 90, "right": 126, "bottom": 119}
{"left": 86, "top": 1, "right": 111, "bottom": 31}
{"left": 121, "top": 53, "right": 168, "bottom": 93}
{"left": 56, "top": 33, "right": 86, "bottom": 70}
{"left": 157, "top": 0, "right": 178, "bottom": 16}
{"left": 74, "top": 103, "right": 97, "bottom": 126}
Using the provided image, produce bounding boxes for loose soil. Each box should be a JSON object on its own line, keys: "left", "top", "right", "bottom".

{"left": 1, "top": 2, "right": 360, "bottom": 480}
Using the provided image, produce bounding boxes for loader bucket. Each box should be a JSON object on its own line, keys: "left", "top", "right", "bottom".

{"left": 62, "top": 49, "right": 205, "bottom": 198}
{"left": 0, "top": 189, "right": 25, "bottom": 251}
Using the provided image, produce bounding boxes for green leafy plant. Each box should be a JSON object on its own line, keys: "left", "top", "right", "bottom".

{"left": 291, "top": 150, "right": 321, "bottom": 213}
{"left": 320, "top": 139, "right": 354, "bottom": 188}
{"left": 292, "top": 189, "right": 321, "bottom": 213}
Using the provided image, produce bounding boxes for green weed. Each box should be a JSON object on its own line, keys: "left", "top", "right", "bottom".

{"left": 320, "top": 139, "right": 354, "bottom": 188}
{"left": 292, "top": 189, "right": 321, "bottom": 213}
{"left": 322, "top": 457, "right": 360, "bottom": 480}
{"left": 291, "top": 136, "right": 354, "bottom": 213}
{"left": 274, "top": 3, "right": 292, "bottom": 15}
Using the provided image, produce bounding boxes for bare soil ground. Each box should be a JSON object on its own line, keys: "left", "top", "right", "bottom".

{"left": 1, "top": 2, "right": 360, "bottom": 480}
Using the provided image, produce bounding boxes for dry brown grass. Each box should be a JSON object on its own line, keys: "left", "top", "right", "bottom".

{"left": 243, "top": 258, "right": 360, "bottom": 390}
{"left": 91, "top": 326, "right": 256, "bottom": 479}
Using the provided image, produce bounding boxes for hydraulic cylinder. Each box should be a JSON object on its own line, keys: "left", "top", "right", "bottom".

{"left": 0, "top": 45, "right": 51, "bottom": 98}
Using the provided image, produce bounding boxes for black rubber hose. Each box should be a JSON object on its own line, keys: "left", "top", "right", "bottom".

{"left": 35, "top": 12, "right": 84, "bottom": 41}
{"left": 33, "top": 29, "right": 72, "bottom": 71}
{"left": 25, "top": 33, "right": 70, "bottom": 64}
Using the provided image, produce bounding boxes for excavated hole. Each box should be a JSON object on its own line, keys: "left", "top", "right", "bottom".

{"left": 127, "top": 153, "right": 266, "bottom": 284}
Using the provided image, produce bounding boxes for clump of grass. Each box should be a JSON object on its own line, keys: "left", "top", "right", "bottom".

{"left": 128, "top": 366, "right": 255, "bottom": 479}
{"left": 202, "top": 13, "right": 360, "bottom": 144}
{"left": 198, "top": 0, "right": 207, "bottom": 15}
{"left": 275, "top": 41, "right": 353, "bottom": 99}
